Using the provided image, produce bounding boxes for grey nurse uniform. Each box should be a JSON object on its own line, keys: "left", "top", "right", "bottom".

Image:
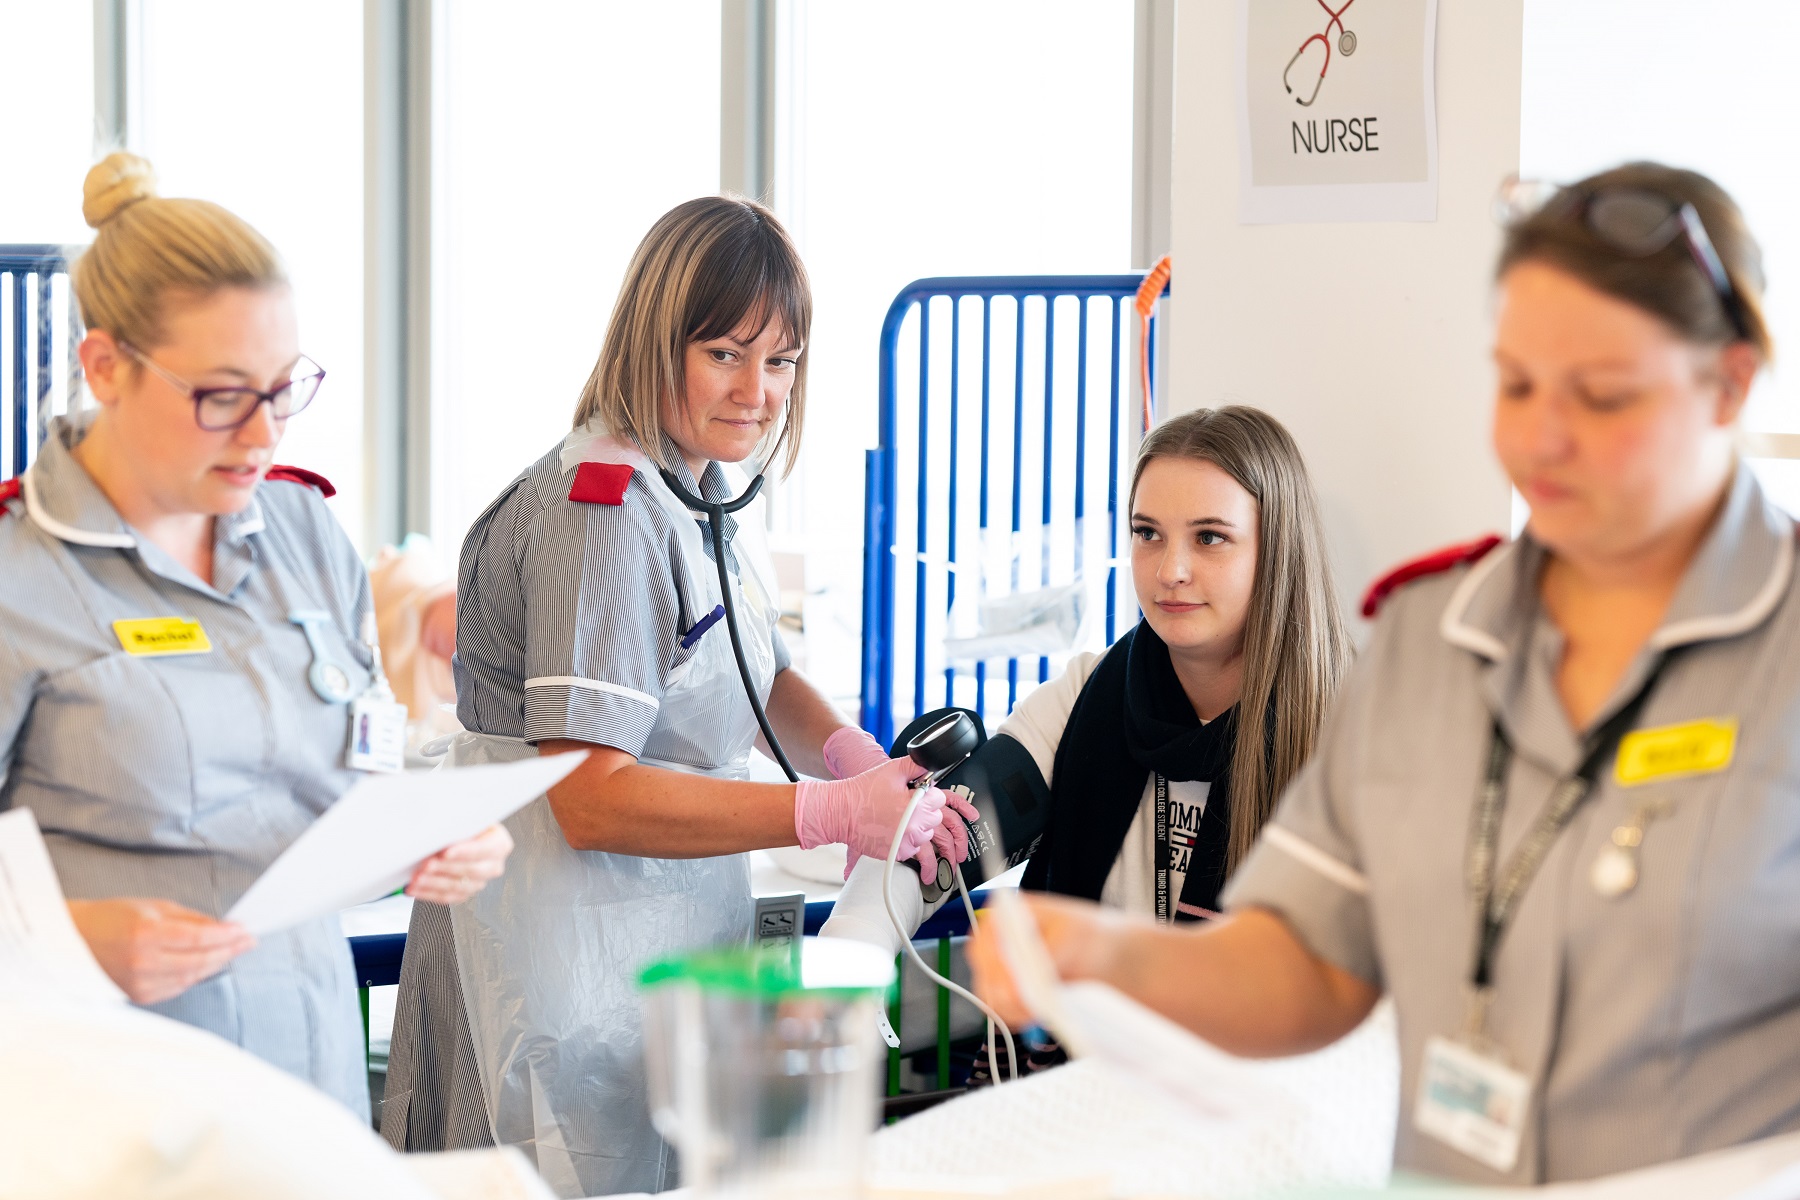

{"left": 0, "top": 414, "right": 374, "bottom": 1118}
{"left": 1227, "top": 465, "right": 1800, "bottom": 1184}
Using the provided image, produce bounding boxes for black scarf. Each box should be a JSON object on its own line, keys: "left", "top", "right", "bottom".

{"left": 1020, "top": 621, "right": 1236, "bottom": 920}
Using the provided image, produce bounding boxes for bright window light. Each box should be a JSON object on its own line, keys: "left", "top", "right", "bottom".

{"left": 0, "top": 2, "right": 94, "bottom": 244}
{"left": 433, "top": 0, "right": 721, "bottom": 549}
{"left": 1521, "top": 0, "right": 1800, "bottom": 440}
{"left": 141, "top": 0, "right": 367, "bottom": 547}
{"left": 0, "top": 3, "right": 94, "bottom": 477}
{"left": 777, "top": 0, "right": 1135, "bottom": 702}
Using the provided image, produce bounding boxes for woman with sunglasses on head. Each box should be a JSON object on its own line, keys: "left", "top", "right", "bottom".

{"left": 972, "top": 162, "right": 1798, "bottom": 1186}
{"left": 0, "top": 154, "right": 513, "bottom": 1119}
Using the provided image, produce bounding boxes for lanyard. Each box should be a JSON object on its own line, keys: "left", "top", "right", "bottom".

{"left": 1464, "top": 659, "right": 1671, "bottom": 1027}
{"left": 1153, "top": 774, "right": 1172, "bottom": 924}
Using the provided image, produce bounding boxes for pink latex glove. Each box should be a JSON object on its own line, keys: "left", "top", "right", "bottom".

{"left": 797, "top": 756, "right": 947, "bottom": 878}
{"left": 933, "top": 789, "right": 980, "bottom": 868}
{"left": 822, "top": 725, "right": 892, "bottom": 781}
{"left": 823, "top": 725, "right": 980, "bottom": 879}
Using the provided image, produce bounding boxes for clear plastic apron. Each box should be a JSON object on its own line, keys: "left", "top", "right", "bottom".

{"left": 447, "top": 427, "right": 779, "bottom": 1198}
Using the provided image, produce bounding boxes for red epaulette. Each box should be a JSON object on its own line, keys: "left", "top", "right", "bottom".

{"left": 0, "top": 477, "right": 20, "bottom": 513}
{"left": 1360, "top": 534, "right": 1503, "bottom": 619}
{"left": 568, "top": 461, "right": 633, "bottom": 506}
{"left": 263, "top": 465, "right": 336, "bottom": 498}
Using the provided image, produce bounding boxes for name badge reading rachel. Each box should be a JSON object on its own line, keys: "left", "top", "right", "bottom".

{"left": 1615, "top": 718, "right": 1737, "bottom": 787}
{"left": 114, "top": 617, "right": 212, "bottom": 657}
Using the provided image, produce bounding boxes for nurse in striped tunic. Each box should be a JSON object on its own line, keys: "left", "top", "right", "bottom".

{"left": 0, "top": 154, "right": 512, "bottom": 1119}
{"left": 382, "top": 196, "right": 962, "bottom": 1197}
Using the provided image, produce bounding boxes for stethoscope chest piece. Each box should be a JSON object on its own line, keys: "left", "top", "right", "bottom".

{"left": 918, "top": 854, "right": 957, "bottom": 904}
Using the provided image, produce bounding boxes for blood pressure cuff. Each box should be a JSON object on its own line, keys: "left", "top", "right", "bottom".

{"left": 890, "top": 708, "right": 1051, "bottom": 890}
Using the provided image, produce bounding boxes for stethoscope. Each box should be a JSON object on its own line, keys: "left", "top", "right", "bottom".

{"left": 1283, "top": 0, "right": 1357, "bottom": 107}
{"left": 657, "top": 467, "right": 800, "bottom": 784}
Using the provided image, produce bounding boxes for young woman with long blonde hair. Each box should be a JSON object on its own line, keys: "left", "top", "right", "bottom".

{"left": 827, "top": 404, "right": 1350, "bottom": 1079}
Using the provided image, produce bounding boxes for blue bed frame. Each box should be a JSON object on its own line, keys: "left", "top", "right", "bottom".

{"left": 860, "top": 274, "right": 1167, "bottom": 747}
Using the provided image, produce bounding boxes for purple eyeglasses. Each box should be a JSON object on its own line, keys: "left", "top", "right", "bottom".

{"left": 120, "top": 342, "right": 326, "bottom": 431}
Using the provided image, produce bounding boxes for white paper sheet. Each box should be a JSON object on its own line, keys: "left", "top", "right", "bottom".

{"left": 0, "top": 807, "right": 125, "bottom": 1003}
{"left": 226, "top": 751, "right": 585, "bottom": 935}
{"left": 983, "top": 885, "right": 1293, "bottom": 1126}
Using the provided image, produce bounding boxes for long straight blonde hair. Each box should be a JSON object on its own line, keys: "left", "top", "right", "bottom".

{"left": 573, "top": 196, "right": 811, "bottom": 477}
{"left": 1130, "top": 407, "right": 1351, "bottom": 871}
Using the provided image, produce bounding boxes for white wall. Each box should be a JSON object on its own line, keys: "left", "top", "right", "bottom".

{"left": 1166, "top": 0, "right": 1523, "bottom": 619}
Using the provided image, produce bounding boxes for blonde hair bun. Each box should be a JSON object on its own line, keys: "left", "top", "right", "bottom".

{"left": 82, "top": 152, "right": 159, "bottom": 229}
{"left": 72, "top": 154, "right": 282, "bottom": 349}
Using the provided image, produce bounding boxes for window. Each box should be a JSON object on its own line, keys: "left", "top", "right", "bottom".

{"left": 777, "top": 0, "right": 1136, "bottom": 702}
{"left": 0, "top": 3, "right": 94, "bottom": 245}
{"left": 0, "top": 3, "right": 94, "bottom": 475}
{"left": 432, "top": 0, "right": 721, "bottom": 548}
{"left": 141, "top": 0, "right": 367, "bottom": 546}
{"left": 1521, "top": 1, "right": 1800, "bottom": 510}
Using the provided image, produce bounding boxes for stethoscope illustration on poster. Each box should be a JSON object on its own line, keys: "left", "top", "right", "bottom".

{"left": 1237, "top": 0, "right": 1438, "bottom": 224}
{"left": 1283, "top": 0, "right": 1357, "bottom": 108}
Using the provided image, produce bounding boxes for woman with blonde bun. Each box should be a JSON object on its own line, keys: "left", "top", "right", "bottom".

{"left": 0, "top": 153, "right": 513, "bottom": 1118}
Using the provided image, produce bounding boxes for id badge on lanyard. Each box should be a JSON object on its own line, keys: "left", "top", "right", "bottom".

{"left": 346, "top": 612, "right": 406, "bottom": 773}
{"left": 347, "top": 692, "right": 407, "bottom": 773}
{"left": 1416, "top": 1032, "right": 1532, "bottom": 1172}
{"left": 1415, "top": 661, "right": 1674, "bottom": 1173}
{"left": 290, "top": 608, "right": 407, "bottom": 773}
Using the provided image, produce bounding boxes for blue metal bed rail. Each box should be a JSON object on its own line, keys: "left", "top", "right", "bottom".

{"left": 349, "top": 890, "right": 1000, "bottom": 1090}
{"left": 346, "top": 892, "right": 994, "bottom": 989}
{"left": 861, "top": 274, "right": 1167, "bottom": 746}
{"left": 0, "top": 245, "right": 81, "bottom": 480}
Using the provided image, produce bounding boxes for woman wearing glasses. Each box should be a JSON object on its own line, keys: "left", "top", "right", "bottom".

{"left": 0, "top": 154, "right": 512, "bottom": 1119}
{"left": 973, "top": 161, "right": 1797, "bottom": 1185}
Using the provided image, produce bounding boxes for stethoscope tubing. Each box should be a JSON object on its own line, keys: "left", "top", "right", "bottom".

{"left": 658, "top": 467, "right": 801, "bottom": 784}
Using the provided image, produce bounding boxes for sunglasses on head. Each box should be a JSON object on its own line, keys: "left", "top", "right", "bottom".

{"left": 1495, "top": 175, "right": 1752, "bottom": 342}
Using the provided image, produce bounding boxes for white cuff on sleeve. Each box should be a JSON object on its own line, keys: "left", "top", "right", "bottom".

{"left": 1263, "top": 825, "right": 1371, "bottom": 896}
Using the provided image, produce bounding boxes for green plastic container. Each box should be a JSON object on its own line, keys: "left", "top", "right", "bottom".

{"left": 639, "top": 937, "right": 895, "bottom": 1199}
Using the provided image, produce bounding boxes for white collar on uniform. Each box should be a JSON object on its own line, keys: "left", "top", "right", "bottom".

{"left": 1440, "top": 460, "right": 1794, "bottom": 663}
{"left": 558, "top": 418, "right": 745, "bottom": 530}
{"left": 23, "top": 411, "right": 267, "bottom": 551}
{"left": 559, "top": 418, "right": 658, "bottom": 476}
{"left": 23, "top": 413, "right": 135, "bottom": 548}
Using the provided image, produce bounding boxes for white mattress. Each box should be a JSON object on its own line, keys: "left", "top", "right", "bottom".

{"left": 870, "top": 999, "right": 1401, "bottom": 1199}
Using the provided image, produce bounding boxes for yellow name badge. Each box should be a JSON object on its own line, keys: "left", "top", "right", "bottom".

{"left": 1615, "top": 718, "right": 1737, "bottom": 787}
{"left": 113, "top": 617, "right": 213, "bottom": 657}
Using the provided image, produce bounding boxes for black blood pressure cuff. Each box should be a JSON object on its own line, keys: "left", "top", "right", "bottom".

{"left": 891, "top": 708, "right": 1051, "bottom": 890}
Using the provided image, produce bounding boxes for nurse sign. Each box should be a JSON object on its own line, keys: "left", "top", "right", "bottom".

{"left": 1237, "top": 0, "right": 1439, "bottom": 223}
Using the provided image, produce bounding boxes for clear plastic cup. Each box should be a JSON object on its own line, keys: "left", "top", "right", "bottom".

{"left": 639, "top": 937, "right": 895, "bottom": 1200}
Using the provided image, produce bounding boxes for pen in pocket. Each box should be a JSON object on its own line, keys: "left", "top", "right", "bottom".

{"left": 679, "top": 604, "right": 726, "bottom": 650}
